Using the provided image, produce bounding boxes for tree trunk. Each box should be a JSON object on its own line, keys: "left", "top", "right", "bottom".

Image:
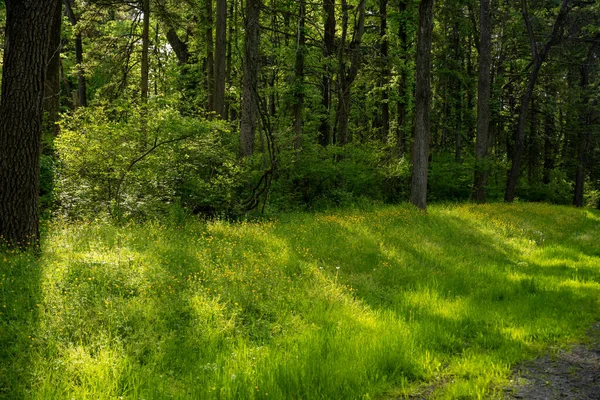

{"left": 205, "top": 0, "right": 215, "bottom": 112}
{"left": 240, "top": 0, "right": 260, "bottom": 157}
{"left": 505, "top": 0, "right": 570, "bottom": 202}
{"left": 0, "top": 0, "right": 58, "bottom": 247}
{"left": 214, "top": 0, "right": 227, "bottom": 117}
{"left": 396, "top": 0, "right": 409, "bottom": 156}
{"left": 319, "top": 0, "right": 336, "bottom": 146}
{"left": 472, "top": 0, "right": 492, "bottom": 203}
{"left": 141, "top": 0, "right": 150, "bottom": 103}
{"left": 410, "top": 0, "right": 434, "bottom": 211}
{"left": 65, "top": 0, "right": 87, "bottom": 107}
{"left": 44, "top": 0, "right": 63, "bottom": 138}
{"left": 379, "top": 0, "right": 390, "bottom": 141}
{"left": 573, "top": 41, "right": 598, "bottom": 207}
{"left": 293, "top": 0, "right": 306, "bottom": 150}
{"left": 336, "top": 0, "right": 365, "bottom": 146}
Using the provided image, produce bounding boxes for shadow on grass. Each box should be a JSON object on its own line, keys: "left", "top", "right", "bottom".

{"left": 0, "top": 251, "right": 43, "bottom": 399}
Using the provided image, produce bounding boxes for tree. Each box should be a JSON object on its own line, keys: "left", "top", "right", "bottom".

{"left": 0, "top": 0, "right": 59, "bottom": 246}
{"left": 214, "top": 0, "right": 227, "bottom": 117}
{"left": 505, "top": 0, "right": 570, "bottom": 202}
{"left": 240, "top": 0, "right": 260, "bottom": 157}
{"left": 44, "top": 0, "right": 64, "bottom": 137}
{"left": 292, "top": 0, "right": 306, "bottom": 150}
{"left": 472, "top": 0, "right": 492, "bottom": 203}
{"left": 64, "top": 0, "right": 87, "bottom": 107}
{"left": 410, "top": 0, "right": 434, "bottom": 210}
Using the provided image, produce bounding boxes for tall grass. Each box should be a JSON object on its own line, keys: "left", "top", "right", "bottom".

{"left": 1, "top": 203, "right": 599, "bottom": 399}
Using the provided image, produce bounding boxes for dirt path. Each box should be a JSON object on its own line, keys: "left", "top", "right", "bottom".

{"left": 503, "top": 323, "right": 600, "bottom": 399}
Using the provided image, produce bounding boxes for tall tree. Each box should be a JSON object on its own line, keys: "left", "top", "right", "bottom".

{"left": 472, "top": 0, "right": 492, "bottom": 203}
{"left": 214, "top": 0, "right": 227, "bottom": 117}
{"left": 0, "top": 0, "right": 58, "bottom": 246}
{"left": 44, "top": 0, "right": 64, "bottom": 137}
{"left": 205, "top": 0, "right": 215, "bottom": 112}
{"left": 64, "top": 0, "right": 87, "bottom": 107}
{"left": 505, "top": 0, "right": 570, "bottom": 202}
{"left": 410, "top": 0, "right": 434, "bottom": 210}
{"left": 336, "top": 0, "right": 366, "bottom": 145}
{"left": 292, "top": 0, "right": 306, "bottom": 150}
{"left": 319, "top": 0, "right": 336, "bottom": 146}
{"left": 240, "top": 0, "right": 260, "bottom": 157}
{"left": 141, "top": 0, "right": 150, "bottom": 103}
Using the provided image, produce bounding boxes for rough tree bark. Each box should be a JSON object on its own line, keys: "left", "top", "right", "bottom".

{"left": 0, "top": 0, "right": 58, "bottom": 247}
{"left": 240, "top": 0, "right": 260, "bottom": 157}
{"left": 472, "top": 0, "right": 492, "bottom": 203}
{"left": 505, "top": 0, "right": 570, "bottom": 202}
{"left": 410, "top": 0, "right": 434, "bottom": 211}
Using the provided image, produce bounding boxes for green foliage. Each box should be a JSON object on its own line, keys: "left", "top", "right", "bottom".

{"left": 55, "top": 102, "right": 244, "bottom": 219}
{"left": 270, "top": 142, "right": 388, "bottom": 211}
{"left": 2, "top": 204, "right": 600, "bottom": 398}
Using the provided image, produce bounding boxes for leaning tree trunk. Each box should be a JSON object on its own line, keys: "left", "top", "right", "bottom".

{"left": 409, "top": 0, "right": 435, "bottom": 211}
{"left": 240, "top": 0, "right": 260, "bottom": 157}
{"left": 505, "top": 0, "right": 569, "bottom": 202}
{"left": 0, "top": 0, "right": 58, "bottom": 247}
{"left": 472, "top": 0, "right": 492, "bottom": 203}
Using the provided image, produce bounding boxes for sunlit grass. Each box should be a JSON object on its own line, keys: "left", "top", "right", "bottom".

{"left": 1, "top": 203, "right": 599, "bottom": 399}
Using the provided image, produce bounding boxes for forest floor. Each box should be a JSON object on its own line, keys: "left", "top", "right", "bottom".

{"left": 1, "top": 203, "right": 599, "bottom": 399}
{"left": 503, "top": 322, "right": 600, "bottom": 399}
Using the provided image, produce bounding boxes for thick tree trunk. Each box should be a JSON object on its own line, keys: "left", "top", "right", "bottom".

{"left": 472, "top": 0, "right": 492, "bottom": 203}
{"left": 0, "top": 0, "right": 58, "bottom": 247}
{"left": 240, "top": 0, "right": 260, "bottom": 157}
{"left": 410, "top": 0, "right": 434, "bottom": 211}
{"left": 505, "top": 0, "right": 569, "bottom": 202}
{"left": 214, "top": 0, "right": 227, "bottom": 118}
{"left": 44, "top": 0, "right": 63, "bottom": 138}
{"left": 319, "top": 0, "right": 336, "bottom": 146}
{"left": 293, "top": 0, "right": 306, "bottom": 150}
{"left": 64, "top": 0, "right": 87, "bottom": 107}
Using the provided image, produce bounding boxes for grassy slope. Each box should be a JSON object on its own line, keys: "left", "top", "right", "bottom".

{"left": 1, "top": 203, "right": 599, "bottom": 399}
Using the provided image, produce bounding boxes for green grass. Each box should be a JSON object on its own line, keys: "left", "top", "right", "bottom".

{"left": 1, "top": 203, "right": 599, "bottom": 399}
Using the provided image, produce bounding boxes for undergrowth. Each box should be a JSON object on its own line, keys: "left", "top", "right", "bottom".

{"left": 1, "top": 203, "right": 599, "bottom": 399}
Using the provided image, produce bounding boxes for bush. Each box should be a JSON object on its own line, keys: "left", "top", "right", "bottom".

{"left": 55, "top": 102, "right": 245, "bottom": 219}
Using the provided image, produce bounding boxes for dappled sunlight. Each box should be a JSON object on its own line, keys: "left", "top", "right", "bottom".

{"left": 2, "top": 204, "right": 599, "bottom": 398}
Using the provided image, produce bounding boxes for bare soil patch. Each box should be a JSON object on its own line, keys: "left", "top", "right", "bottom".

{"left": 504, "top": 323, "right": 600, "bottom": 399}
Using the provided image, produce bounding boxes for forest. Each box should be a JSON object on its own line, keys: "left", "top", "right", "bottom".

{"left": 1, "top": 0, "right": 600, "bottom": 399}
{"left": 0, "top": 0, "right": 599, "bottom": 242}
